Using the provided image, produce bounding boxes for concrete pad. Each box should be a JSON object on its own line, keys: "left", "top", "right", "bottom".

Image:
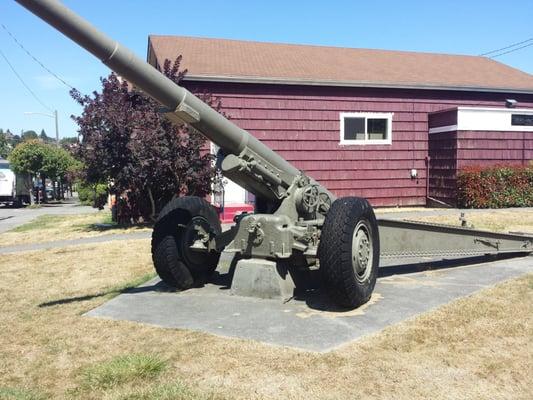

{"left": 86, "top": 254, "right": 532, "bottom": 352}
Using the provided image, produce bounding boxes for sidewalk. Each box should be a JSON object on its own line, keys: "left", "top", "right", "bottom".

{"left": 0, "top": 231, "right": 151, "bottom": 254}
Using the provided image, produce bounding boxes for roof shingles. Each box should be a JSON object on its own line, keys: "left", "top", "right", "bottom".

{"left": 148, "top": 35, "right": 533, "bottom": 93}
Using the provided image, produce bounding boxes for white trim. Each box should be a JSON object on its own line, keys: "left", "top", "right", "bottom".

{"left": 339, "top": 112, "right": 393, "bottom": 145}
{"left": 458, "top": 108, "right": 533, "bottom": 132}
{"left": 429, "top": 124, "right": 458, "bottom": 134}
{"left": 456, "top": 106, "right": 533, "bottom": 113}
{"left": 429, "top": 107, "right": 533, "bottom": 133}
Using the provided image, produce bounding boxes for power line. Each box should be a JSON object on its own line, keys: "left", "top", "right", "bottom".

{"left": 487, "top": 41, "right": 533, "bottom": 58}
{"left": 0, "top": 48, "right": 53, "bottom": 112}
{"left": 479, "top": 37, "right": 533, "bottom": 57}
{"left": 1, "top": 22, "right": 76, "bottom": 90}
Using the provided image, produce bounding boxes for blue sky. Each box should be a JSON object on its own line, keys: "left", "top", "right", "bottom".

{"left": 1, "top": 0, "right": 532, "bottom": 138}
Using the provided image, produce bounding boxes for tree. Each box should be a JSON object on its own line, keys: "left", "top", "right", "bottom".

{"left": 8, "top": 131, "right": 22, "bottom": 148}
{"left": 0, "top": 131, "right": 9, "bottom": 159}
{"left": 71, "top": 56, "right": 217, "bottom": 222}
{"left": 8, "top": 140, "right": 46, "bottom": 176}
{"left": 21, "top": 130, "right": 38, "bottom": 141}
{"left": 9, "top": 140, "right": 77, "bottom": 202}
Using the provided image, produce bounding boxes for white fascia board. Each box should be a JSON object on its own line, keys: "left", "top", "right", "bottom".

{"left": 457, "top": 107, "right": 533, "bottom": 132}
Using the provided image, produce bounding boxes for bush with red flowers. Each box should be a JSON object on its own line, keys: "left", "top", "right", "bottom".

{"left": 457, "top": 164, "right": 533, "bottom": 208}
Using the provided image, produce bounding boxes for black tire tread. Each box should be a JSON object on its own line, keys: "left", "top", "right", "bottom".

{"left": 318, "top": 197, "right": 380, "bottom": 308}
{"left": 152, "top": 234, "right": 194, "bottom": 289}
{"left": 151, "top": 196, "right": 221, "bottom": 287}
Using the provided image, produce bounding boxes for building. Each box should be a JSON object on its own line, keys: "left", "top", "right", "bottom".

{"left": 148, "top": 36, "right": 533, "bottom": 207}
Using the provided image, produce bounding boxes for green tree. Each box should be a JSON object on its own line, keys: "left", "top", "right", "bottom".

{"left": 9, "top": 140, "right": 77, "bottom": 202}
{"left": 42, "top": 146, "right": 75, "bottom": 180}
{"left": 7, "top": 130, "right": 21, "bottom": 148}
{"left": 8, "top": 140, "right": 46, "bottom": 176}
{"left": 21, "top": 130, "right": 39, "bottom": 141}
{"left": 40, "top": 129, "right": 49, "bottom": 142}
{"left": 0, "top": 130, "right": 9, "bottom": 158}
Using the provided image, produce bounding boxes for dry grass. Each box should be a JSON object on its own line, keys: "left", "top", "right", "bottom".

{"left": 375, "top": 206, "right": 442, "bottom": 214}
{"left": 411, "top": 209, "right": 533, "bottom": 234}
{"left": 0, "top": 211, "right": 151, "bottom": 247}
{"left": 0, "top": 240, "right": 531, "bottom": 399}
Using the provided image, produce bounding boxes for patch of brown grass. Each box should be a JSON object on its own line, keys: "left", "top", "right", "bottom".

{"left": 0, "top": 241, "right": 531, "bottom": 399}
{"left": 375, "top": 206, "right": 442, "bottom": 214}
{"left": 0, "top": 211, "right": 151, "bottom": 247}
{"left": 412, "top": 210, "right": 533, "bottom": 234}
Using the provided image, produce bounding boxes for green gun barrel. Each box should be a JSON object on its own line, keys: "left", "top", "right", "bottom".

{"left": 15, "top": 0, "right": 301, "bottom": 201}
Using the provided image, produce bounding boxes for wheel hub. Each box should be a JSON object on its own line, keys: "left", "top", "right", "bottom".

{"left": 181, "top": 216, "right": 212, "bottom": 267}
{"left": 351, "top": 221, "right": 373, "bottom": 282}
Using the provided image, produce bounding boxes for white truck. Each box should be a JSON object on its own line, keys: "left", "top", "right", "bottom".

{"left": 0, "top": 159, "right": 31, "bottom": 207}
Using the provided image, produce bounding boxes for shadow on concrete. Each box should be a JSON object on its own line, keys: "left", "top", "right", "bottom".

{"left": 378, "top": 252, "right": 528, "bottom": 278}
{"left": 40, "top": 252, "right": 528, "bottom": 313}
{"left": 209, "top": 254, "right": 240, "bottom": 290}
{"left": 294, "top": 252, "right": 530, "bottom": 313}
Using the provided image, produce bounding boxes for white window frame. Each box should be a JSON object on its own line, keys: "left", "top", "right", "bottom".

{"left": 339, "top": 112, "right": 393, "bottom": 145}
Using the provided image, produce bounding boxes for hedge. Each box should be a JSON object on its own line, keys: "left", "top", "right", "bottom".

{"left": 457, "top": 164, "right": 533, "bottom": 208}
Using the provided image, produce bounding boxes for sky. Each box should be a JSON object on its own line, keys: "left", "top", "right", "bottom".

{"left": 1, "top": 0, "right": 532, "bottom": 138}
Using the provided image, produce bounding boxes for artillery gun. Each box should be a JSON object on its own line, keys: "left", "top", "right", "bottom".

{"left": 17, "top": 0, "right": 533, "bottom": 309}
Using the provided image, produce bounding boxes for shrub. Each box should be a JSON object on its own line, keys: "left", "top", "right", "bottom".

{"left": 77, "top": 181, "right": 108, "bottom": 208}
{"left": 457, "top": 164, "right": 533, "bottom": 208}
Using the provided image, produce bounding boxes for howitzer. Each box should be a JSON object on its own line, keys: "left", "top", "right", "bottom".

{"left": 17, "top": 0, "right": 533, "bottom": 309}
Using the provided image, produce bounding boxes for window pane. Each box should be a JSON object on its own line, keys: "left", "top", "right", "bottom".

{"left": 344, "top": 117, "right": 365, "bottom": 141}
{"left": 367, "top": 118, "right": 387, "bottom": 140}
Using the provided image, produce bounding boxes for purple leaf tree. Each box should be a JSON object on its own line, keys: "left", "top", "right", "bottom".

{"left": 71, "top": 56, "right": 218, "bottom": 222}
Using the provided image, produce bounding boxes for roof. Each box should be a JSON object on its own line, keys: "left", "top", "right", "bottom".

{"left": 148, "top": 35, "right": 533, "bottom": 94}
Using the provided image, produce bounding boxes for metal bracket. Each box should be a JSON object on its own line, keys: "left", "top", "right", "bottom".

{"left": 474, "top": 238, "right": 500, "bottom": 250}
{"left": 160, "top": 98, "right": 200, "bottom": 126}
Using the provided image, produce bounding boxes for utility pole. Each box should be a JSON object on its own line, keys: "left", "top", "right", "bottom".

{"left": 24, "top": 110, "right": 60, "bottom": 146}
{"left": 54, "top": 110, "right": 59, "bottom": 146}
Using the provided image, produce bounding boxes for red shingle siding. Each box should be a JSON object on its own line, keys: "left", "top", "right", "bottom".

{"left": 429, "top": 130, "right": 533, "bottom": 205}
{"left": 184, "top": 82, "right": 533, "bottom": 207}
{"left": 457, "top": 131, "right": 532, "bottom": 167}
{"left": 428, "top": 131, "right": 458, "bottom": 203}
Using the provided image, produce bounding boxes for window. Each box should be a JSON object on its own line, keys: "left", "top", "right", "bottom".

{"left": 340, "top": 112, "right": 393, "bottom": 145}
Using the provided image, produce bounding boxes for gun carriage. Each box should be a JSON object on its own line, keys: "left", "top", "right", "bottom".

{"left": 17, "top": 0, "right": 533, "bottom": 309}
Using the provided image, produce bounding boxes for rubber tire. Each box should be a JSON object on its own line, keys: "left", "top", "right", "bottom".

{"left": 318, "top": 197, "right": 380, "bottom": 309}
{"left": 13, "top": 198, "right": 23, "bottom": 208}
{"left": 152, "top": 230, "right": 194, "bottom": 289}
{"left": 151, "top": 197, "right": 221, "bottom": 288}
